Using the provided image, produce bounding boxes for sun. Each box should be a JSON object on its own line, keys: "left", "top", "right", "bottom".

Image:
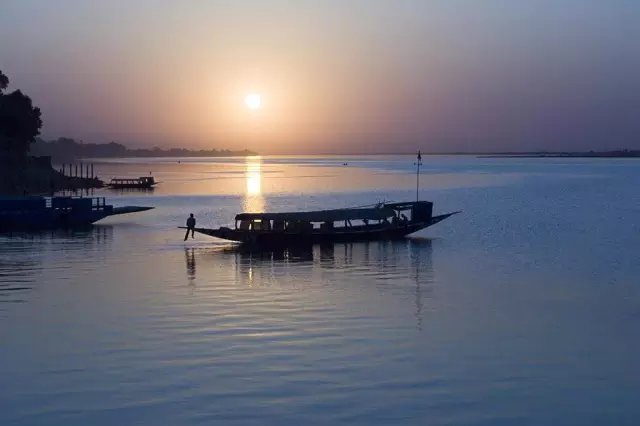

{"left": 244, "top": 93, "right": 262, "bottom": 110}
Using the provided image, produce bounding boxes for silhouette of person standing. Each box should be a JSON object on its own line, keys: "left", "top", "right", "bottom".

{"left": 184, "top": 213, "right": 196, "bottom": 241}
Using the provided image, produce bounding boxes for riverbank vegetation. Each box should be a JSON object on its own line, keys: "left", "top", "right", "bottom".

{"left": 31, "top": 138, "right": 256, "bottom": 162}
{"left": 0, "top": 70, "right": 102, "bottom": 194}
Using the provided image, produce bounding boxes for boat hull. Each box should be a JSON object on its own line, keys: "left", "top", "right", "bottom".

{"left": 108, "top": 184, "right": 155, "bottom": 189}
{"left": 0, "top": 204, "right": 154, "bottom": 232}
{"left": 0, "top": 210, "right": 110, "bottom": 231}
{"left": 189, "top": 212, "right": 459, "bottom": 246}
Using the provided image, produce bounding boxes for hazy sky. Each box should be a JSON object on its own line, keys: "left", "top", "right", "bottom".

{"left": 1, "top": 0, "right": 639, "bottom": 153}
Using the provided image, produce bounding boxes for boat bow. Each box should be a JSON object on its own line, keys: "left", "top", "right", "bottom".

{"left": 111, "top": 206, "right": 154, "bottom": 216}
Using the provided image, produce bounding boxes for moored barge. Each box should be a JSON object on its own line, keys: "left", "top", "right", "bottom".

{"left": 0, "top": 196, "right": 153, "bottom": 231}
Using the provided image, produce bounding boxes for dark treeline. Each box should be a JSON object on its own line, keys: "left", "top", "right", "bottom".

{"left": 0, "top": 69, "right": 47, "bottom": 194}
{"left": 1, "top": 69, "right": 101, "bottom": 194}
{"left": 31, "top": 138, "right": 257, "bottom": 162}
{"left": 0, "top": 70, "right": 42, "bottom": 163}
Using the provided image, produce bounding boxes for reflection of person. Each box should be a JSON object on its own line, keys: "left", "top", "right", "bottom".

{"left": 184, "top": 213, "right": 196, "bottom": 241}
{"left": 185, "top": 248, "right": 196, "bottom": 283}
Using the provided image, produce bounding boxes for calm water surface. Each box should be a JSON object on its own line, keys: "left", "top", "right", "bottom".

{"left": 1, "top": 155, "right": 639, "bottom": 425}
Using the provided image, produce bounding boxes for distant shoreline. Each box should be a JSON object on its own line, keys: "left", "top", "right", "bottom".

{"left": 30, "top": 138, "right": 257, "bottom": 162}
{"left": 313, "top": 150, "right": 640, "bottom": 158}
{"left": 477, "top": 151, "right": 639, "bottom": 158}
{"left": 83, "top": 151, "right": 640, "bottom": 159}
{"left": 31, "top": 136, "right": 640, "bottom": 160}
{"left": 255, "top": 150, "right": 640, "bottom": 157}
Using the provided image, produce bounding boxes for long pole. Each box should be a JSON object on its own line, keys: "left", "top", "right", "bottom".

{"left": 416, "top": 162, "right": 419, "bottom": 201}
{"left": 416, "top": 150, "right": 422, "bottom": 202}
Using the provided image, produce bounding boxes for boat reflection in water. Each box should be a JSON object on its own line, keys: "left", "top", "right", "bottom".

{"left": 189, "top": 238, "right": 435, "bottom": 330}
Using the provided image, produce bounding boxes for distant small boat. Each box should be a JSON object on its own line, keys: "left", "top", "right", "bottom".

{"left": 0, "top": 196, "right": 153, "bottom": 231}
{"left": 108, "top": 176, "right": 157, "bottom": 189}
{"left": 184, "top": 201, "right": 459, "bottom": 246}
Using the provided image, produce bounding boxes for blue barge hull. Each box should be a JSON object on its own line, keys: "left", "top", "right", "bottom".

{"left": 0, "top": 196, "right": 153, "bottom": 231}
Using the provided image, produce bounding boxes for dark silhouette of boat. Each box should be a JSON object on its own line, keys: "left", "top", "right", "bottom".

{"left": 108, "top": 176, "right": 156, "bottom": 189}
{"left": 185, "top": 201, "right": 459, "bottom": 245}
{"left": 0, "top": 196, "right": 153, "bottom": 231}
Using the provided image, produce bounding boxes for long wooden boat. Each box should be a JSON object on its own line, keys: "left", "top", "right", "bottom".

{"left": 108, "top": 176, "right": 156, "bottom": 189}
{"left": 185, "top": 201, "right": 459, "bottom": 245}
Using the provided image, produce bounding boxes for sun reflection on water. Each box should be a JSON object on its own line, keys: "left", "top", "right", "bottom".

{"left": 243, "top": 156, "right": 265, "bottom": 213}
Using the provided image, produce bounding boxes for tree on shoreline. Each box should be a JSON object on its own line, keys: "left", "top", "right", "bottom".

{"left": 0, "top": 71, "right": 8, "bottom": 91}
{"left": 0, "top": 70, "right": 43, "bottom": 162}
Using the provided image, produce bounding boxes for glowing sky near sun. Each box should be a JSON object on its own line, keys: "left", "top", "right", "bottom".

{"left": 1, "top": 0, "right": 639, "bottom": 153}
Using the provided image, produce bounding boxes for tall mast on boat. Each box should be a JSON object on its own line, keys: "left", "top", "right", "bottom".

{"left": 416, "top": 150, "right": 422, "bottom": 201}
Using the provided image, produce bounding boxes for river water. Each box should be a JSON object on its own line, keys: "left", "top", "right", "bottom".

{"left": 1, "top": 155, "right": 639, "bottom": 425}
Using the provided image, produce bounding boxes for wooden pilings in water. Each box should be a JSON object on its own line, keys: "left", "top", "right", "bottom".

{"left": 59, "top": 162, "right": 96, "bottom": 179}
{"left": 57, "top": 162, "right": 103, "bottom": 191}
